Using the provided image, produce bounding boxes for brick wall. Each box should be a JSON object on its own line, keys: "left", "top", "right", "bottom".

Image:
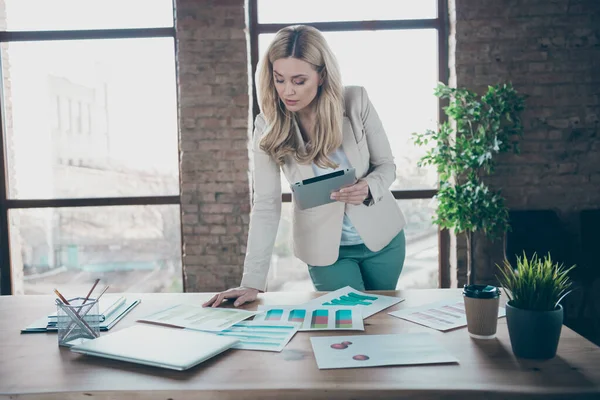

{"left": 175, "top": 0, "right": 251, "bottom": 292}
{"left": 449, "top": 0, "right": 600, "bottom": 284}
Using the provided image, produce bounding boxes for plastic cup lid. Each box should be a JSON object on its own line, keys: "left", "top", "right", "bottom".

{"left": 463, "top": 284, "right": 500, "bottom": 299}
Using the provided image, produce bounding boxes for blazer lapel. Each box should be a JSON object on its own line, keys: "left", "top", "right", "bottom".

{"left": 340, "top": 116, "right": 362, "bottom": 170}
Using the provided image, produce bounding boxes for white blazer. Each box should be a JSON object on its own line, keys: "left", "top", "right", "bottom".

{"left": 241, "top": 86, "right": 406, "bottom": 291}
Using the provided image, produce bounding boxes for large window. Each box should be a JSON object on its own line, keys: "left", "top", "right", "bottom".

{"left": 250, "top": 0, "right": 449, "bottom": 290}
{"left": 0, "top": 0, "right": 182, "bottom": 295}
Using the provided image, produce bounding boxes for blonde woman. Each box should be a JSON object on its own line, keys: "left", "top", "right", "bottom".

{"left": 204, "top": 25, "right": 406, "bottom": 308}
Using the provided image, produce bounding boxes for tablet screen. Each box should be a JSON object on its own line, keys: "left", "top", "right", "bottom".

{"left": 301, "top": 169, "right": 345, "bottom": 185}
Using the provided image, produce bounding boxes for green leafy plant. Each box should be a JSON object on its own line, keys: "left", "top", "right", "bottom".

{"left": 496, "top": 252, "right": 576, "bottom": 311}
{"left": 413, "top": 82, "right": 526, "bottom": 285}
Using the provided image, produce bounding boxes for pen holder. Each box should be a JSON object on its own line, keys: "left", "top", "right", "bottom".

{"left": 56, "top": 297, "right": 100, "bottom": 347}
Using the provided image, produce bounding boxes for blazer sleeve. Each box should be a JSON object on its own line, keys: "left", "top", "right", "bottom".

{"left": 240, "top": 114, "right": 282, "bottom": 292}
{"left": 360, "top": 86, "right": 397, "bottom": 204}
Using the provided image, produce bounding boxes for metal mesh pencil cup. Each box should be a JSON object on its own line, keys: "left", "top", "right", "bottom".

{"left": 56, "top": 297, "right": 100, "bottom": 347}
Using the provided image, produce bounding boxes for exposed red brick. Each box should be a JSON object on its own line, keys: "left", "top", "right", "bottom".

{"left": 176, "top": 0, "right": 250, "bottom": 293}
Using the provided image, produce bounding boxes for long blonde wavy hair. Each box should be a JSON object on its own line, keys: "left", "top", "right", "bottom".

{"left": 257, "top": 25, "right": 344, "bottom": 168}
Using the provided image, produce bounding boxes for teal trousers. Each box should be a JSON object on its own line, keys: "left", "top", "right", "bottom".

{"left": 308, "top": 230, "right": 406, "bottom": 291}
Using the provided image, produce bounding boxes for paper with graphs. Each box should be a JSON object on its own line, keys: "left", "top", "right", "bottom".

{"left": 303, "top": 286, "right": 404, "bottom": 318}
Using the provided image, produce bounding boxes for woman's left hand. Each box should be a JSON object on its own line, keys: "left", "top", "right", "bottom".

{"left": 330, "top": 180, "right": 370, "bottom": 205}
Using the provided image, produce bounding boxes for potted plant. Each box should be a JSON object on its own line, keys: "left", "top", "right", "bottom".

{"left": 413, "top": 82, "right": 526, "bottom": 285}
{"left": 497, "top": 252, "right": 576, "bottom": 359}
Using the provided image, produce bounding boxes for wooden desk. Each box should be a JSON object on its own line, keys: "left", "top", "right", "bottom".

{"left": 1, "top": 290, "right": 599, "bottom": 399}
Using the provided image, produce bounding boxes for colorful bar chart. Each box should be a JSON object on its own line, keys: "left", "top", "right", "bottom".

{"left": 265, "top": 309, "right": 283, "bottom": 321}
{"left": 311, "top": 309, "right": 329, "bottom": 329}
{"left": 288, "top": 309, "right": 306, "bottom": 323}
{"left": 217, "top": 321, "right": 300, "bottom": 352}
{"left": 323, "top": 292, "right": 377, "bottom": 306}
{"left": 254, "top": 306, "right": 364, "bottom": 331}
{"left": 335, "top": 309, "right": 353, "bottom": 328}
{"left": 304, "top": 286, "right": 404, "bottom": 319}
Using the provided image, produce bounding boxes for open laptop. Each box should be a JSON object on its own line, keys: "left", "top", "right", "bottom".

{"left": 70, "top": 324, "right": 239, "bottom": 371}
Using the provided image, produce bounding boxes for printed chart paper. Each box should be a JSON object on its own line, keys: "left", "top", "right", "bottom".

{"left": 214, "top": 321, "right": 300, "bottom": 352}
{"left": 254, "top": 305, "right": 364, "bottom": 331}
{"left": 138, "top": 304, "right": 260, "bottom": 332}
{"left": 303, "top": 286, "right": 404, "bottom": 318}
{"left": 310, "top": 332, "right": 459, "bottom": 369}
{"left": 388, "top": 299, "right": 506, "bottom": 331}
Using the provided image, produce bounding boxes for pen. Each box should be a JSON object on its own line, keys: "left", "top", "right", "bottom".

{"left": 82, "top": 278, "right": 100, "bottom": 305}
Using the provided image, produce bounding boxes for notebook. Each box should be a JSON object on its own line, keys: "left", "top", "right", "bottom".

{"left": 70, "top": 324, "right": 239, "bottom": 371}
{"left": 48, "top": 295, "right": 126, "bottom": 322}
{"left": 21, "top": 298, "right": 140, "bottom": 333}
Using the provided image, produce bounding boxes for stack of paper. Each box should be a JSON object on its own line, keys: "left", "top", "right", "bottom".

{"left": 216, "top": 321, "right": 300, "bottom": 352}
{"left": 137, "top": 303, "right": 260, "bottom": 332}
{"left": 388, "top": 299, "right": 506, "bottom": 331}
{"left": 136, "top": 304, "right": 300, "bottom": 353}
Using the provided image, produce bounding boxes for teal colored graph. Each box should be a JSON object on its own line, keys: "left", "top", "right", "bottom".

{"left": 322, "top": 292, "right": 378, "bottom": 306}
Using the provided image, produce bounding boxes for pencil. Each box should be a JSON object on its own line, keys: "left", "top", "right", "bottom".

{"left": 82, "top": 278, "right": 100, "bottom": 304}
{"left": 54, "top": 288, "right": 70, "bottom": 305}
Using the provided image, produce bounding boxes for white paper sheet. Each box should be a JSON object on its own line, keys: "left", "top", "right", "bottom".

{"left": 254, "top": 305, "right": 364, "bottom": 331}
{"left": 303, "top": 286, "right": 404, "bottom": 318}
{"left": 214, "top": 321, "right": 300, "bottom": 352}
{"left": 310, "top": 332, "right": 459, "bottom": 369}
{"left": 388, "top": 299, "right": 506, "bottom": 331}
{"left": 138, "top": 304, "right": 260, "bottom": 332}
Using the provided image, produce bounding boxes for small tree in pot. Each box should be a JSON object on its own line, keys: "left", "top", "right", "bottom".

{"left": 497, "top": 252, "right": 575, "bottom": 359}
{"left": 413, "top": 83, "right": 526, "bottom": 285}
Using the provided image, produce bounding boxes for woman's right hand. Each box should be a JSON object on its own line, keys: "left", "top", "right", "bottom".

{"left": 202, "top": 287, "right": 260, "bottom": 308}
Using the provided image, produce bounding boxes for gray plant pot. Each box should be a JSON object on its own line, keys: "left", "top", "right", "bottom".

{"left": 505, "top": 302, "right": 563, "bottom": 359}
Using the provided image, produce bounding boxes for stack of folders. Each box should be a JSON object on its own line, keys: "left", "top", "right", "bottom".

{"left": 21, "top": 295, "right": 141, "bottom": 333}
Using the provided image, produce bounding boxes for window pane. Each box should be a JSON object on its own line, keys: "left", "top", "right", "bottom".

{"left": 1, "top": 0, "right": 174, "bottom": 31}
{"left": 2, "top": 37, "right": 179, "bottom": 199}
{"left": 267, "top": 203, "right": 312, "bottom": 292}
{"left": 266, "top": 199, "right": 438, "bottom": 291}
{"left": 257, "top": 0, "right": 437, "bottom": 23}
{"left": 9, "top": 205, "right": 182, "bottom": 295}
{"left": 397, "top": 198, "right": 439, "bottom": 289}
{"left": 259, "top": 30, "right": 439, "bottom": 193}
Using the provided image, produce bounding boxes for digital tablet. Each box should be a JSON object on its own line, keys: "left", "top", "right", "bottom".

{"left": 290, "top": 168, "right": 357, "bottom": 210}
